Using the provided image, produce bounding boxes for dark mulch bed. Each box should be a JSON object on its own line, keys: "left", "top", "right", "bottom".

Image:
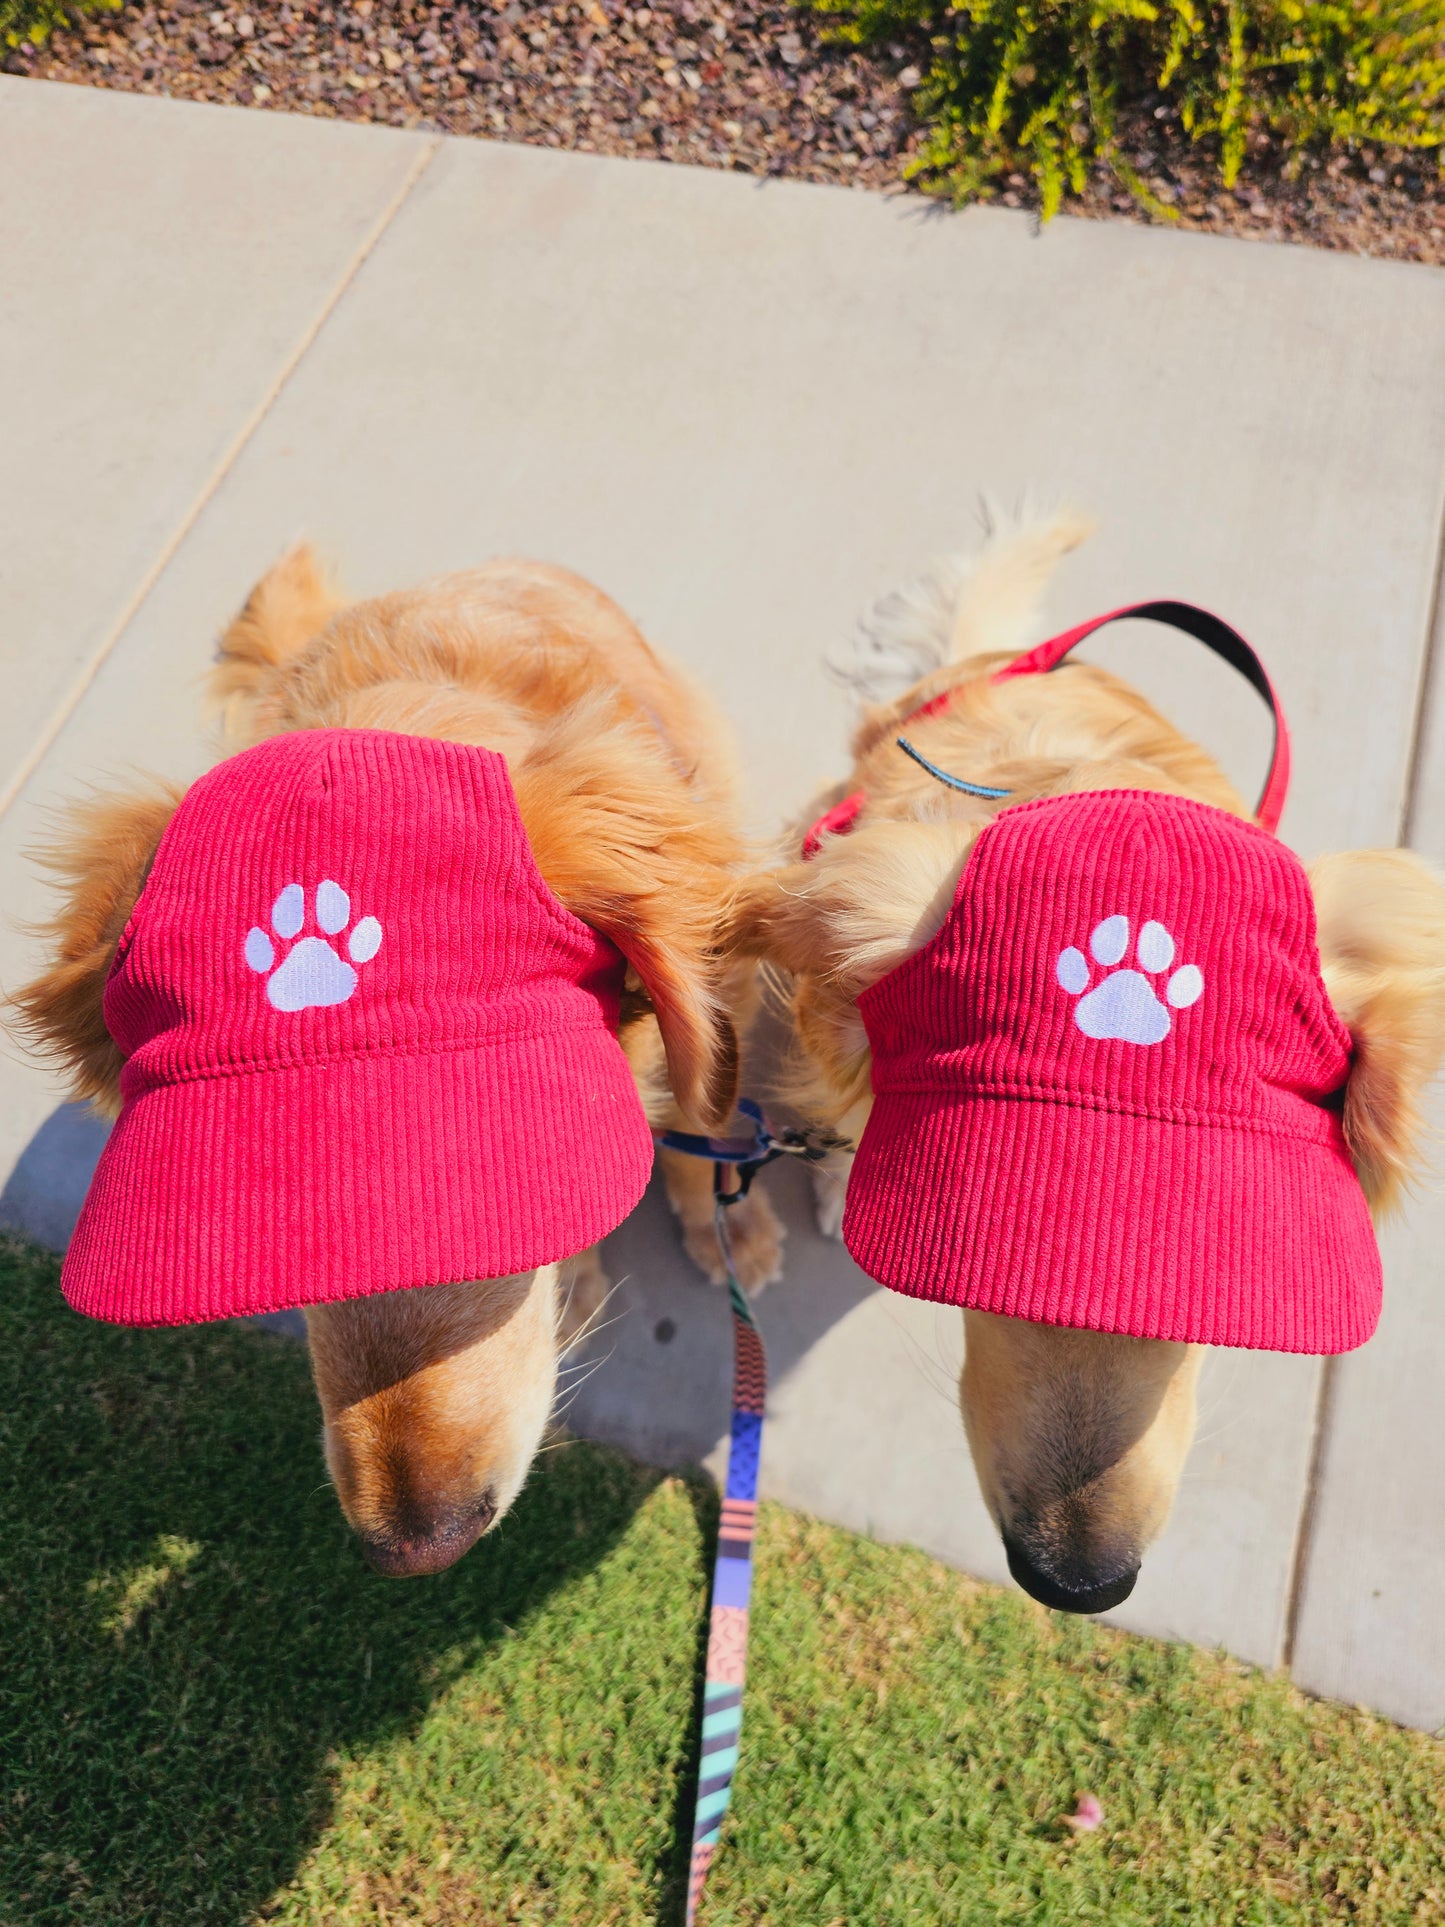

{"left": 7, "top": 0, "right": 1444, "bottom": 264}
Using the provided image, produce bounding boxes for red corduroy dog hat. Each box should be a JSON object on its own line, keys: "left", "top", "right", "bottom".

{"left": 841, "top": 787, "right": 1381, "bottom": 1353}
{"left": 62, "top": 729, "right": 654, "bottom": 1326}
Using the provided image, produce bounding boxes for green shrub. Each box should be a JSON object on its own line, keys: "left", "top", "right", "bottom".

{"left": 2, "top": 0, "right": 119, "bottom": 51}
{"left": 808, "top": 0, "right": 1445, "bottom": 215}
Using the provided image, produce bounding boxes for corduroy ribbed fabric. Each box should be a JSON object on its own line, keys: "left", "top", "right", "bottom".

{"left": 62, "top": 729, "right": 655, "bottom": 1325}
{"left": 842, "top": 790, "right": 1381, "bottom": 1354}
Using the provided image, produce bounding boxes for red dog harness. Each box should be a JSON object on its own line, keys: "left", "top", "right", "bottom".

{"left": 802, "top": 601, "right": 1292, "bottom": 857}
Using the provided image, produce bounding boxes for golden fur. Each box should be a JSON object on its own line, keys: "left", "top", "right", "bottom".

{"left": 12, "top": 549, "right": 784, "bottom": 1574}
{"left": 738, "top": 514, "right": 1445, "bottom": 1609}
{"left": 11, "top": 782, "right": 181, "bottom": 1118}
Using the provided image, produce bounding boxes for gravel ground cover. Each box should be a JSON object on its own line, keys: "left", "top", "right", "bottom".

{"left": 6, "top": 0, "right": 1444, "bottom": 264}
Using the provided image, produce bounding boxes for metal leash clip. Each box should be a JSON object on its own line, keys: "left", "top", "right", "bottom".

{"left": 657, "top": 1098, "right": 850, "bottom": 1208}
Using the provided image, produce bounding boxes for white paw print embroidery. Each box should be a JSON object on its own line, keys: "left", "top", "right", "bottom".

{"left": 1055, "top": 916, "right": 1203, "bottom": 1046}
{"left": 244, "top": 881, "right": 382, "bottom": 1013}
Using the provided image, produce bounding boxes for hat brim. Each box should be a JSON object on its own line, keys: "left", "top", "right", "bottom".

{"left": 842, "top": 1093, "right": 1380, "bottom": 1354}
{"left": 62, "top": 1029, "right": 654, "bottom": 1326}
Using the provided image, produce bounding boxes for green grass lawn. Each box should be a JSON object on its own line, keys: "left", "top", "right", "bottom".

{"left": 1, "top": 1231, "right": 1441, "bottom": 1925}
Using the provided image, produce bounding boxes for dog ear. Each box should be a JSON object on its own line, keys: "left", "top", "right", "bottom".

{"left": 1311, "top": 847, "right": 1445, "bottom": 1215}
{"left": 729, "top": 864, "right": 828, "bottom": 978}
{"left": 734, "top": 821, "right": 981, "bottom": 1130}
{"left": 511, "top": 704, "right": 742, "bottom": 1130}
{"left": 735, "top": 819, "right": 976, "bottom": 993}
{"left": 8, "top": 782, "right": 182, "bottom": 1118}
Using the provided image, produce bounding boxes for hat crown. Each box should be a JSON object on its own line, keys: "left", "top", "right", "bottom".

{"left": 860, "top": 790, "right": 1352, "bottom": 1138}
{"left": 105, "top": 730, "right": 625, "bottom": 1097}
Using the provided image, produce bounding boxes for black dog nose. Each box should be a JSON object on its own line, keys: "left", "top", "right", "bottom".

{"left": 361, "top": 1492, "right": 497, "bottom": 1578}
{"left": 1003, "top": 1533, "right": 1139, "bottom": 1615}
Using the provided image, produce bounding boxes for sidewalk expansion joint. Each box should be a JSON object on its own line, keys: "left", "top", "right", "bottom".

{"left": 1283, "top": 464, "right": 1445, "bottom": 1676}
{"left": 0, "top": 132, "right": 443, "bottom": 829}
{"left": 1399, "top": 469, "right": 1445, "bottom": 851}
{"left": 1280, "top": 1353, "right": 1338, "bottom": 1673}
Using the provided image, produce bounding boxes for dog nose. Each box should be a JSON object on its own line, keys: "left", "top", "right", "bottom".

{"left": 360, "top": 1492, "right": 498, "bottom": 1578}
{"left": 1003, "top": 1533, "right": 1139, "bottom": 1615}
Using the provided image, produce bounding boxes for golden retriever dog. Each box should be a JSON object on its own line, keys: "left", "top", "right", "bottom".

{"left": 737, "top": 513, "right": 1445, "bottom": 1614}
{"left": 12, "top": 550, "right": 784, "bottom": 1575}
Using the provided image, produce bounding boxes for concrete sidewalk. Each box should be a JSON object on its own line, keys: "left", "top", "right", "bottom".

{"left": 3, "top": 76, "right": 1444, "bottom": 1727}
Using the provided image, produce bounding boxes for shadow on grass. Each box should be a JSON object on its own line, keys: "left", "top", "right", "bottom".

{"left": 0, "top": 1234, "right": 692, "bottom": 1927}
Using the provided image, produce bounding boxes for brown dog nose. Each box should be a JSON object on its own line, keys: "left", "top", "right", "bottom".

{"left": 1003, "top": 1532, "right": 1139, "bottom": 1615}
{"left": 360, "top": 1492, "right": 498, "bottom": 1578}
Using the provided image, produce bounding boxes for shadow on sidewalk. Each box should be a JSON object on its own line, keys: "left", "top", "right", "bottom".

{"left": 0, "top": 1100, "right": 109, "bottom": 1252}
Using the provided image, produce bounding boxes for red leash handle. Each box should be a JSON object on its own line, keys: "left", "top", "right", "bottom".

{"left": 994, "top": 600, "right": 1291, "bottom": 835}
{"left": 801, "top": 600, "right": 1291, "bottom": 858}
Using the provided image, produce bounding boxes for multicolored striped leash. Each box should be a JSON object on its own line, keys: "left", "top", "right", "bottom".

{"left": 655, "top": 1100, "right": 847, "bottom": 1925}
{"left": 686, "top": 1195, "right": 766, "bottom": 1923}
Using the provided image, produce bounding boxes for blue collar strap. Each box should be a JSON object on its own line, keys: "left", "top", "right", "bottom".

{"left": 894, "top": 736, "right": 1013, "bottom": 798}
